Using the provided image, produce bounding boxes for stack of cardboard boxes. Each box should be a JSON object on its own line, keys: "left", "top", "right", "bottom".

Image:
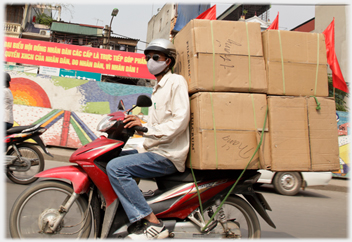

{"left": 174, "top": 19, "right": 339, "bottom": 172}
{"left": 263, "top": 30, "right": 339, "bottom": 171}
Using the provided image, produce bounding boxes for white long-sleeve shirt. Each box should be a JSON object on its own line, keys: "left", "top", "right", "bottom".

{"left": 143, "top": 71, "right": 190, "bottom": 172}
{"left": 4, "top": 87, "right": 14, "bottom": 124}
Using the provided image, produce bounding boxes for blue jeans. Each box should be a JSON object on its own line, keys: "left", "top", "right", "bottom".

{"left": 106, "top": 149, "right": 177, "bottom": 223}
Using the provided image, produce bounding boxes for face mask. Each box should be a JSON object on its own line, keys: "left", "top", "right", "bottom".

{"left": 147, "top": 59, "right": 168, "bottom": 75}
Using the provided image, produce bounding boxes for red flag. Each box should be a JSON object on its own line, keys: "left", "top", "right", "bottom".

{"left": 323, "top": 18, "right": 349, "bottom": 93}
{"left": 267, "top": 12, "right": 279, "bottom": 30}
{"left": 196, "top": 5, "right": 216, "bottom": 20}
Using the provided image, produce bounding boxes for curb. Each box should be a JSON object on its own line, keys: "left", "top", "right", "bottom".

{"left": 306, "top": 184, "right": 349, "bottom": 193}
{"left": 44, "top": 147, "right": 75, "bottom": 162}
{"left": 44, "top": 153, "right": 70, "bottom": 162}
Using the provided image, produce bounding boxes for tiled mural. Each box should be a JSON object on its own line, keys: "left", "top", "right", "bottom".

{"left": 334, "top": 111, "right": 350, "bottom": 178}
{"left": 8, "top": 71, "right": 153, "bottom": 148}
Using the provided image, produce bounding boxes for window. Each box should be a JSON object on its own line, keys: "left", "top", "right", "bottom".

{"left": 119, "top": 45, "right": 126, "bottom": 51}
{"left": 6, "top": 5, "right": 24, "bottom": 24}
{"left": 127, "top": 46, "right": 136, "bottom": 52}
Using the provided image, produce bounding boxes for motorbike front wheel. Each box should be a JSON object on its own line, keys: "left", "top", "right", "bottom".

{"left": 203, "top": 195, "right": 261, "bottom": 238}
{"left": 6, "top": 143, "right": 45, "bottom": 185}
{"left": 9, "top": 180, "right": 92, "bottom": 239}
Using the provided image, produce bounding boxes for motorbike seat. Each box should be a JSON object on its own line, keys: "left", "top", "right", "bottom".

{"left": 155, "top": 168, "right": 258, "bottom": 190}
{"left": 6, "top": 125, "right": 37, "bottom": 135}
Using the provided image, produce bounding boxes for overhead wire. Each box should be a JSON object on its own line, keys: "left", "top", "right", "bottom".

{"left": 110, "top": 31, "right": 149, "bottom": 45}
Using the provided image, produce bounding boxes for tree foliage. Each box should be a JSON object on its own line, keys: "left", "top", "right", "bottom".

{"left": 33, "top": 3, "right": 74, "bottom": 25}
{"left": 328, "top": 74, "right": 349, "bottom": 111}
{"left": 35, "top": 12, "right": 54, "bottom": 26}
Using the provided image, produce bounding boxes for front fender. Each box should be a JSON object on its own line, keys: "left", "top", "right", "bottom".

{"left": 36, "top": 165, "right": 90, "bottom": 194}
{"left": 31, "top": 136, "right": 53, "bottom": 157}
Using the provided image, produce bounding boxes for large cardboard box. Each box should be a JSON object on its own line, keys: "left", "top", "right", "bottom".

{"left": 262, "top": 30, "right": 328, "bottom": 97}
{"left": 268, "top": 96, "right": 339, "bottom": 171}
{"left": 188, "top": 92, "right": 271, "bottom": 170}
{"left": 174, "top": 19, "right": 267, "bottom": 94}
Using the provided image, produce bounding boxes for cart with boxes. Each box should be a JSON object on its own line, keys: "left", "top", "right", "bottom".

{"left": 173, "top": 19, "right": 339, "bottom": 172}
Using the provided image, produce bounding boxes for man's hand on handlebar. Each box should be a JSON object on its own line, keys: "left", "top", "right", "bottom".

{"left": 123, "top": 114, "right": 144, "bottom": 135}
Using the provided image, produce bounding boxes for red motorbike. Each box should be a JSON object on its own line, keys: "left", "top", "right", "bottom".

{"left": 9, "top": 95, "right": 275, "bottom": 239}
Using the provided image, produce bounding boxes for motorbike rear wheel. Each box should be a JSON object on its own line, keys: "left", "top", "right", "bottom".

{"left": 203, "top": 195, "right": 261, "bottom": 238}
{"left": 9, "top": 180, "right": 92, "bottom": 239}
{"left": 6, "top": 143, "right": 45, "bottom": 185}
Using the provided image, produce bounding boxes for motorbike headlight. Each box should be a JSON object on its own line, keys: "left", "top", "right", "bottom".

{"left": 97, "top": 116, "right": 117, "bottom": 132}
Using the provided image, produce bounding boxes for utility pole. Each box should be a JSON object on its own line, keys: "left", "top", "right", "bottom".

{"left": 106, "top": 8, "right": 119, "bottom": 49}
{"left": 103, "top": 25, "right": 109, "bottom": 48}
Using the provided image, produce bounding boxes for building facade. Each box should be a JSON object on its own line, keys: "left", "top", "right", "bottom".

{"left": 5, "top": 4, "right": 61, "bottom": 40}
{"left": 146, "top": 3, "right": 178, "bottom": 43}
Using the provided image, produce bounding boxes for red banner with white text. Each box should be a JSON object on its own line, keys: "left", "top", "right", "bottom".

{"left": 4, "top": 37, "right": 155, "bottom": 80}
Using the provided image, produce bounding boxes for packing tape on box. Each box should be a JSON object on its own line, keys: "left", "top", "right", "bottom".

{"left": 210, "top": 21, "right": 216, "bottom": 91}
{"left": 246, "top": 22, "right": 252, "bottom": 92}
{"left": 315, "top": 34, "right": 320, "bottom": 96}
{"left": 278, "top": 30, "right": 286, "bottom": 95}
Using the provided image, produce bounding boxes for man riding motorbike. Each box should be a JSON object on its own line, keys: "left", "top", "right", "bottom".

{"left": 106, "top": 39, "right": 190, "bottom": 240}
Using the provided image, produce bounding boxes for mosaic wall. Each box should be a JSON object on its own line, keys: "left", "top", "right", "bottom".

{"left": 333, "top": 111, "right": 350, "bottom": 178}
{"left": 8, "top": 71, "right": 153, "bottom": 148}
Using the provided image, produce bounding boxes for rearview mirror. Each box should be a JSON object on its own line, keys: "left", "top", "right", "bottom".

{"left": 136, "top": 95, "right": 152, "bottom": 107}
{"left": 123, "top": 95, "right": 152, "bottom": 114}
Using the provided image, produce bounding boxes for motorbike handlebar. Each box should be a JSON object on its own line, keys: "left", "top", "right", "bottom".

{"left": 133, "top": 126, "right": 148, "bottom": 133}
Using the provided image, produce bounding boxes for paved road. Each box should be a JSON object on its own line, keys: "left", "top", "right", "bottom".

{"left": 4, "top": 159, "right": 349, "bottom": 239}
{"left": 255, "top": 184, "right": 349, "bottom": 238}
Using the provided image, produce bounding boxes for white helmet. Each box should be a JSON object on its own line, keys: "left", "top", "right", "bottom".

{"left": 144, "top": 39, "right": 176, "bottom": 68}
